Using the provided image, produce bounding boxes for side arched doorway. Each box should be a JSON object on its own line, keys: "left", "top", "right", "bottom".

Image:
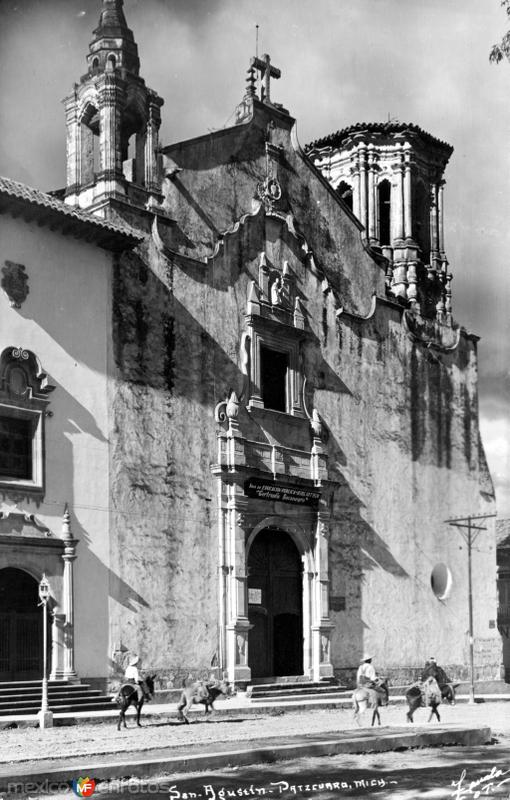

{"left": 0, "top": 568, "right": 44, "bottom": 681}
{"left": 248, "top": 529, "right": 303, "bottom": 678}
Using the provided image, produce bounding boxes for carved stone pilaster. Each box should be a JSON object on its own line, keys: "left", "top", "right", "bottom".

{"left": 311, "top": 511, "right": 334, "bottom": 680}
{"left": 49, "top": 611, "right": 66, "bottom": 681}
{"left": 224, "top": 495, "right": 252, "bottom": 682}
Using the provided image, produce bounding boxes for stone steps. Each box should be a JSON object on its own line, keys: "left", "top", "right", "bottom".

{"left": 247, "top": 679, "right": 348, "bottom": 701}
{"left": 0, "top": 680, "right": 114, "bottom": 716}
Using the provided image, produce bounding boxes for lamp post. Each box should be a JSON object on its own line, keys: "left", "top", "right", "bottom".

{"left": 445, "top": 513, "right": 497, "bottom": 705}
{"left": 37, "top": 574, "right": 53, "bottom": 729}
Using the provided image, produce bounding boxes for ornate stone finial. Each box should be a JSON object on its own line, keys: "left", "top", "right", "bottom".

{"left": 62, "top": 504, "right": 72, "bottom": 541}
{"left": 311, "top": 408, "right": 323, "bottom": 440}
{"left": 245, "top": 65, "right": 256, "bottom": 98}
{"left": 293, "top": 296, "right": 305, "bottom": 329}
{"left": 226, "top": 391, "right": 240, "bottom": 420}
{"left": 246, "top": 280, "right": 260, "bottom": 315}
{"left": 445, "top": 273, "right": 453, "bottom": 320}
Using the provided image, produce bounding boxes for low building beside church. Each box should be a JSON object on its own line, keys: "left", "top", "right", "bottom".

{"left": 0, "top": 0, "right": 501, "bottom": 690}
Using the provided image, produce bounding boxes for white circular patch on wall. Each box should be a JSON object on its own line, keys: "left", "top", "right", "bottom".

{"left": 431, "top": 563, "right": 452, "bottom": 600}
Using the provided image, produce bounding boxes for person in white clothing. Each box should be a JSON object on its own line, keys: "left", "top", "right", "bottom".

{"left": 356, "top": 654, "right": 377, "bottom": 687}
{"left": 124, "top": 655, "right": 144, "bottom": 701}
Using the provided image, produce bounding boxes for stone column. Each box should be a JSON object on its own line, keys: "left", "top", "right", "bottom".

{"left": 392, "top": 154, "right": 405, "bottom": 243}
{"left": 367, "top": 147, "right": 377, "bottom": 244}
{"left": 403, "top": 146, "right": 413, "bottom": 242}
{"left": 438, "top": 180, "right": 446, "bottom": 259}
{"left": 49, "top": 611, "right": 66, "bottom": 681}
{"left": 145, "top": 98, "right": 162, "bottom": 194}
{"left": 358, "top": 145, "right": 368, "bottom": 235}
{"left": 390, "top": 155, "right": 407, "bottom": 299}
{"left": 350, "top": 161, "right": 361, "bottom": 223}
{"left": 97, "top": 73, "right": 125, "bottom": 197}
{"left": 61, "top": 506, "right": 79, "bottom": 682}
{"left": 311, "top": 511, "right": 334, "bottom": 681}
{"left": 217, "top": 492, "right": 228, "bottom": 675}
{"left": 429, "top": 183, "right": 440, "bottom": 270}
{"left": 63, "top": 94, "right": 81, "bottom": 199}
{"left": 302, "top": 567, "right": 314, "bottom": 678}
{"left": 224, "top": 492, "right": 252, "bottom": 683}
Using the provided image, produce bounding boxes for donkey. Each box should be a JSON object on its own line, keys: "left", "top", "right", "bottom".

{"left": 406, "top": 676, "right": 442, "bottom": 723}
{"left": 115, "top": 674, "right": 156, "bottom": 731}
{"left": 352, "top": 677, "right": 389, "bottom": 726}
{"left": 177, "top": 677, "right": 233, "bottom": 724}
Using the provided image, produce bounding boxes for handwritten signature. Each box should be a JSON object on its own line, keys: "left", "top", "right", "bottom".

{"left": 450, "top": 767, "right": 510, "bottom": 799}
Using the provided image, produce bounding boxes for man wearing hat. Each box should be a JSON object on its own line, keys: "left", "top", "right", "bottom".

{"left": 356, "top": 654, "right": 377, "bottom": 688}
{"left": 421, "top": 657, "right": 448, "bottom": 686}
{"left": 124, "top": 655, "right": 144, "bottom": 702}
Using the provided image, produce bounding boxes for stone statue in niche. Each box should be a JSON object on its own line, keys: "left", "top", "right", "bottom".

{"left": 235, "top": 634, "right": 246, "bottom": 664}
{"left": 321, "top": 634, "right": 330, "bottom": 662}
{"left": 270, "top": 275, "right": 284, "bottom": 306}
{"left": 1, "top": 261, "right": 29, "bottom": 308}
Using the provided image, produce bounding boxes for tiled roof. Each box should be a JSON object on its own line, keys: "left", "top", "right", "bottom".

{"left": 0, "top": 175, "right": 144, "bottom": 252}
{"left": 497, "top": 518, "right": 510, "bottom": 548}
{"left": 305, "top": 121, "right": 453, "bottom": 156}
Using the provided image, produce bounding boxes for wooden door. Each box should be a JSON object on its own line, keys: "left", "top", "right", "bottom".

{"left": 248, "top": 529, "right": 303, "bottom": 678}
{"left": 0, "top": 568, "right": 43, "bottom": 681}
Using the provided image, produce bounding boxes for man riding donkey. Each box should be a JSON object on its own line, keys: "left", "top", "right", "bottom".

{"left": 115, "top": 655, "right": 151, "bottom": 704}
{"left": 420, "top": 656, "right": 456, "bottom": 704}
{"left": 357, "top": 654, "right": 387, "bottom": 700}
{"left": 352, "top": 653, "right": 388, "bottom": 725}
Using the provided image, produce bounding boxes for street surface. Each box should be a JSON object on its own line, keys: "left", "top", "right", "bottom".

{"left": 0, "top": 700, "right": 508, "bottom": 799}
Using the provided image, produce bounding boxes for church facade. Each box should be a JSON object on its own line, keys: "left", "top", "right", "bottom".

{"left": 0, "top": 0, "right": 501, "bottom": 690}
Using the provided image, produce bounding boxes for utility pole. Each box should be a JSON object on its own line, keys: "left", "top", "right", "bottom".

{"left": 444, "top": 513, "right": 497, "bottom": 704}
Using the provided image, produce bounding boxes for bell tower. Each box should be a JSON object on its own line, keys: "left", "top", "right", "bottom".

{"left": 63, "top": 0, "right": 163, "bottom": 214}
{"left": 307, "top": 123, "right": 454, "bottom": 322}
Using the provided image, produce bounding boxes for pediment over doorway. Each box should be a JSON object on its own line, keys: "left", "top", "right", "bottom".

{"left": 0, "top": 509, "right": 53, "bottom": 539}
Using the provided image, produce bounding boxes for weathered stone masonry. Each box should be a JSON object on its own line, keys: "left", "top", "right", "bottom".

{"left": 0, "top": 0, "right": 498, "bottom": 690}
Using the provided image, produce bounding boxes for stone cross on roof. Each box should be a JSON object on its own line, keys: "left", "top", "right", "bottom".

{"left": 250, "top": 53, "right": 281, "bottom": 104}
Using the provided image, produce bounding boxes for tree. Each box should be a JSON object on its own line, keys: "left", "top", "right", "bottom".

{"left": 490, "top": 0, "right": 510, "bottom": 62}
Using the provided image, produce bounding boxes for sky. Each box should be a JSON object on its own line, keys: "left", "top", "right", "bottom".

{"left": 0, "top": 0, "right": 509, "bottom": 515}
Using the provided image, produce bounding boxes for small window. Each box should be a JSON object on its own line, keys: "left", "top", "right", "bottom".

{"left": 378, "top": 180, "right": 391, "bottom": 246}
{"left": 260, "top": 345, "right": 288, "bottom": 412}
{"left": 0, "top": 414, "right": 34, "bottom": 480}
{"left": 337, "top": 181, "right": 353, "bottom": 213}
{"left": 0, "top": 347, "right": 54, "bottom": 495}
{"left": 431, "top": 563, "right": 452, "bottom": 600}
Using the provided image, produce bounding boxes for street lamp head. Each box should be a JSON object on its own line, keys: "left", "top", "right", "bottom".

{"left": 38, "top": 574, "right": 51, "bottom": 604}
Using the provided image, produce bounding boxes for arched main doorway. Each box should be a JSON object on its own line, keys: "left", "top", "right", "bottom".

{"left": 248, "top": 529, "right": 303, "bottom": 678}
{"left": 0, "top": 568, "right": 44, "bottom": 681}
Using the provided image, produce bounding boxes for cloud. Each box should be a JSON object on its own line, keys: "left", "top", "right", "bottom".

{"left": 480, "top": 416, "right": 510, "bottom": 516}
